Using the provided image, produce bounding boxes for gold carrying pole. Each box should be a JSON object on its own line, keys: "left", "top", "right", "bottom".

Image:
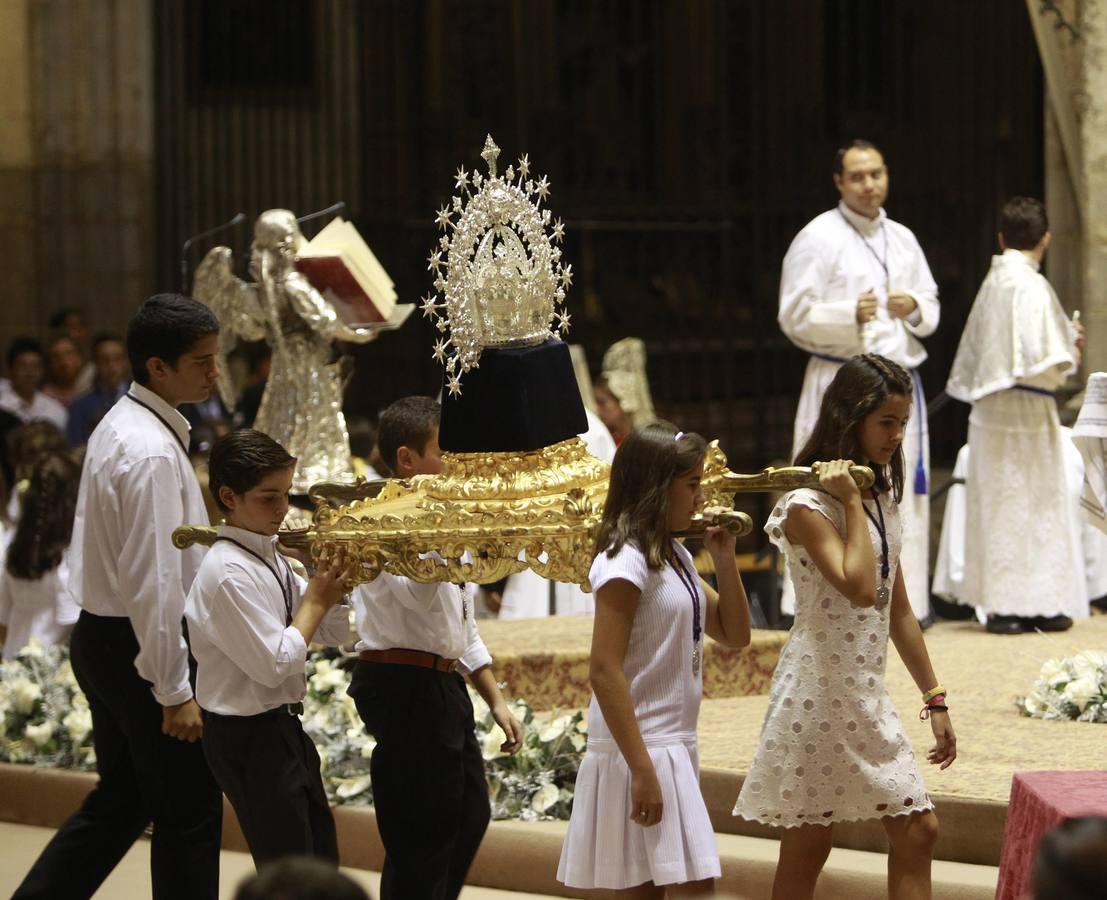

{"left": 173, "top": 438, "right": 873, "bottom": 590}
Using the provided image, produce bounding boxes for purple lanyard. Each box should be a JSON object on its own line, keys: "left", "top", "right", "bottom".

{"left": 215, "top": 536, "right": 295, "bottom": 626}
{"left": 670, "top": 551, "right": 702, "bottom": 647}
{"left": 861, "top": 496, "right": 890, "bottom": 583}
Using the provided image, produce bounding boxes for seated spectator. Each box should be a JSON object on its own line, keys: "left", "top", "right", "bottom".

{"left": 0, "top": 449, "right": 81, "bottom": 659}
{"left": 42, "top": 335, "right": 89, "bottom": 408}
{"left": 66, "top": 334, "right": 129, "bottom": 446}
{"left": 0, "top": 338, "right": 66, "bottom": 432}
{"left": 48, "top": 306, "right": 94, "bottom": 392}
{"left": 233, "top": 856, "right": 371, "bottom": 900}
{"left": 1033, "top": 815, "right": 1107, "bottom": 899}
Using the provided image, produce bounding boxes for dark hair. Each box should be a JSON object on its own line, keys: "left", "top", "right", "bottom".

{"left": 345, "top": 414, "right": 376, "bottom": 460}
{"left": 233, "top": 856, "right": 369, "bottom": 900}
{"left": 6, "top": 450, "right": 81, "bottom": 580}
{"left": 126, "top": 293, "right": 219, "bottom": 385}
{"left": 377, "top": 396, "right": 440, "bottom": 473}
{"left": 794, "top": 354, "right": 912, "bottom": 503}
{"left": 47, "top": 307, "right": 84, "bottom": 330}
{"left": 208, "top": 428, "right": 296, "bottom": 513}
{"left": 834, "top": 139, "right": 881, "bottom": 176}
{"left": 91, "top": 333, "right": 125, "bottom": 356}
{"left": 1000, "top": 196, "right": 1049, "bottom": 251}
{"left": 9, "top": 420, "right": 68, "bottom": 481}
{"left": 594, "top": 421, "right": 708, "bottom": 569}
{"left": 6, "top": 337, "right": 45, "bottom": 371}
{"left": 1032, "top": 816, "right": 1107, "bottom": 900}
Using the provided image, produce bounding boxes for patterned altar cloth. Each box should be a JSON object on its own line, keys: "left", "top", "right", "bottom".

{"left": 479, "top": 616, "right": 788, "bottom": 710}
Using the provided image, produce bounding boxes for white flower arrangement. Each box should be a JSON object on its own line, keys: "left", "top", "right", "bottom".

{"left": 1018, "top": 651, "right": 1107, "bottom": 723}
{"left": 0, "top": 640, "right": 96, "bottom": 769}
{"left": 0, "top": 645, "right": 587, "bottom": 820}
{"left": 300, "top": 652, "right": 587, "bottom": 818}
{"left": 470, "top": 690, "right": 585, "bottom": 821}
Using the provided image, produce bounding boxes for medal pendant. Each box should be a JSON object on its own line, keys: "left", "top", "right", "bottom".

{"left": 692, "top": 645, "right": 702, "bottom": 675}
{"left": 877, "top": 583, "right": 890, "bottom": 608}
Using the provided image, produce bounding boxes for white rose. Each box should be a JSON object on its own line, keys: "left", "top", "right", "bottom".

{"left": 335, "top": 774, "right": 373, "bottom": 800}
{"left": 360, "top": 738, "right": 377, "bottom": 759}
{"left": 18, "top": 639, "right": 44, "bottom": 660}
{"left": 1023, "top": 693, "right": 1050, "bottom": 717}
{"left": 1063, "top": 674, "right": 1100, "bottom": 712}
{"left": 1039, "top": 658, "right": 1069, "bottom": 687}
{"left": 481, "top": 728, "right": 507, "bottom": 761}
{"left": 1071, "top": 651, "right": 1107, "bottom": 680}
{"left": 538, "top": 714, "right": 574, "bottom": 743}
{"left": 63, "top": 708, "right": 93, "bottom": 745}
{"left": 313, "top": 668, "right": 347, "bottom": 693}
{"left": 530, "top": 783, "right": 560, "bottom": 814}
{"left": 9, "top": 678, "right": 41, "bottom": 715}
{"left": 24, "top": 720, "right": 55, "bottom": 748}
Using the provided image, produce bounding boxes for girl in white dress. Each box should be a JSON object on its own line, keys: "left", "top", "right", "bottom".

{"left": 0, "top": 450, "right": 81, "bottom": 659}
{"left": 558, "top": 423, "right": 752, "bottom": 898}
{"left": 733, "top": 354, "right": 957, "bottom": 900}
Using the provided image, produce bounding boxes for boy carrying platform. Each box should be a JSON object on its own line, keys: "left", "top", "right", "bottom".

{"left": 185, "top": 428, "right": 354, "bottom": 868}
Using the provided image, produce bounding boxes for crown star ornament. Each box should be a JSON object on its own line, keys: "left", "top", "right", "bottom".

{"left": 422, "top": 134, "right": 571, "bottom": 392}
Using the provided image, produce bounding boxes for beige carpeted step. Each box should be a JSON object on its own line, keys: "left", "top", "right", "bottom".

{"left": 0, "top": 821, "right": 552, "bottom": 899}
{"left": 465, "top": 819, "right": 998, "bottom": 900}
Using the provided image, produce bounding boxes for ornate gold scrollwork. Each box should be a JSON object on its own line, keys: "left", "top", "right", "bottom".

{"left": 174, "top": 438, "right": 873, "bottom": 589}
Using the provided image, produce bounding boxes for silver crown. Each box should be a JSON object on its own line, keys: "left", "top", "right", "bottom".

{"left": 423, "top": 135, "right": 572, "bottom": 396}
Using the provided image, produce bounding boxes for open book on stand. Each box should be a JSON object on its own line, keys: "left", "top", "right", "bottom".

{"left": 294, "top": 216, "right": 413, "bottom": 330}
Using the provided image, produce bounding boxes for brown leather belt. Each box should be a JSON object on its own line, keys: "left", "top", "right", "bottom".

{"left": 358, "top": 648, "right": 459, "bottom": 673}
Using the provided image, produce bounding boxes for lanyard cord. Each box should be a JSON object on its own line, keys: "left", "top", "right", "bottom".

{"left": 861, "top": 495, "right": 890, "bottom": 582}
{"left": 124, "top": 393, "right": 189, "bottom": 456}
{"left": 215, "top": 536, "right": 295, "bottom": 626}
{"left": 838, "top": 209, "right": 889, "bottom": 284}
{"left": 669, "top": 549, "right": 702, "bottom": 646}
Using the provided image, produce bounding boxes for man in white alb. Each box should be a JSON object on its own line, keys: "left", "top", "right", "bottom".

{"left": 946, "top": 196, "right": 1084, "bottom": 633}
{"left": 779, "top": 139, "right": 939, "bottom": 621}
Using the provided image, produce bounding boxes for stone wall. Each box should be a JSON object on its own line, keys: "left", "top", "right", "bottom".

{"left": 0, "top": 0, "right": 155, "bottom": 356}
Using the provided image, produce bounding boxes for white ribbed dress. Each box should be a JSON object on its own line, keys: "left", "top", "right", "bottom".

{"left": 557, "top": 540, "right": 720, "bottom": 890}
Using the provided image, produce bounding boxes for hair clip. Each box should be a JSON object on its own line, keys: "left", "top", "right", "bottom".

{"left": 674, "top": 431, "right": 684, "bottom": 441}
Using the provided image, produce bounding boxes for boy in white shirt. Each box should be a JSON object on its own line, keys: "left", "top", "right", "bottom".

{"left": 186, "top": 428, "right": 354, "bottom": 867}
{"left": 12, "top": 293, "right": 223, "bottom": 900}
{"left": 349, "top": 396, "right": 524, "bottom": 900}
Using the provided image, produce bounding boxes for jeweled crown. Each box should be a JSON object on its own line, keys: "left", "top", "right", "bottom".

{"left": 423, "top": 135, "right": 573, "bottom": 396}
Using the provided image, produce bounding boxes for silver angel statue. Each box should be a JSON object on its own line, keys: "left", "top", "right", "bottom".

{"left": 194, "top": 209, "right": 405, "bottom": 493}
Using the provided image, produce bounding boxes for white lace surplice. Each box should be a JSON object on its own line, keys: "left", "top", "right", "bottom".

{"left": 962, "top": 392, "right": 1086, "bottom": 618}
{"left": 734, "top": 489, "right": 933, "bottom": 828}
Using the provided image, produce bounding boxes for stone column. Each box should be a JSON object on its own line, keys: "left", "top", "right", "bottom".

{"left": 0, "top": 0, "right": 37, "bottom": 351}
{"left": 1083, "top": 0, "right": 1107, "bottom": 376}
{"left": 0, "top": 0, "right": 156, "bottom": 357}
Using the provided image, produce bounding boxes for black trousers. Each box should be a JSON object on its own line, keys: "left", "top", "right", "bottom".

{"left": 13, "top": 611, "right": 223, "bottom": 900}
{"left": 348, "top": 661, "right": 490, "bottom": 900}
{"left": 202, "top": 706, "right": 338, "bottom": 867}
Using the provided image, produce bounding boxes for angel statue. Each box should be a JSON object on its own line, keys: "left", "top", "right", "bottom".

{"left": 194, "top": 209, "right": 405, "bottom": 493}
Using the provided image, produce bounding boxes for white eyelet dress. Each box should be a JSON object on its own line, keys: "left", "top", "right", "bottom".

{"left": 557, "top": 540, "right": 721, "bottom": 889}
{"left": 733, "top": 488, "right": 933, "bottom": 827}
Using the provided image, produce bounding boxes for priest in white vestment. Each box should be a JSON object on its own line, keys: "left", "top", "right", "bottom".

{"left": 779, "top": 140, "right": 938, "bottom": 620}
{"left": 945, "top": 196, "right": 1084, "bottom": 634}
